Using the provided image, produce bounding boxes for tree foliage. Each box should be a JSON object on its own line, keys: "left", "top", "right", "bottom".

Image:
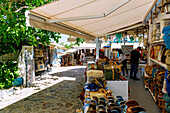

{"left": 0, "top": 0, "right": 84, "bottom": 56}
{"left": 60, "top": 38, "right": 85, "bottom": 49}
{"left": 0, "top": 0, "right": 62, "bottom": 56}
{"left": 0, "top": 61, "right": 19, "bottom": 89}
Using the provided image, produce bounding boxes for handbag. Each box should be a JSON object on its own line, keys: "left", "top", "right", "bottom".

{"left": 165, "top": 50, "right": 170, "bottom": 64}
{"left": 157, "top": 46, "right": 163, "bottom": 61}
{"left": 145, "top": 64, "right": 153, "bottom": 76}
{"left": 151, "top": 65, "right": 161, "bottom": 78}
{"left": 156, "top": 71, "right": 165, "bottom": 87}
{"left": 150, "top": 46, "right": 155, "bottom": 59}
{"left": 154, "top": 45, "right": 161, "bottom": 60}
{"left": 143, "top": 38, "right": 148, "bottom": 47}
{"left": 165, "top": 70, "right": 170, "bottom": 93}
{"left": 104, "top": 61, "right": 121, "bottom": 80}
{"left": 161, "top": 46, "right": 167, "bottom": 63}
{"left": 109, "top": 61, "right": 121, "bottom": 80}
{"left": 97, "top": 59, "right": 106, "bottom": 70}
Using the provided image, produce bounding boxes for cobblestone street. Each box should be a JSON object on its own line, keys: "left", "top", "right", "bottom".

{"left": 0, "top": 66, "right": 86, "bottom": 113}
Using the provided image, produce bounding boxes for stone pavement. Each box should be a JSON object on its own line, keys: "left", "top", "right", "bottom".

{"left": 0, "top": 66, "right": 86, "bottom": 113}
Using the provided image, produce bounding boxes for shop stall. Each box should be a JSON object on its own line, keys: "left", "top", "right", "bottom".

{"left": 103, "top": 45, "right": 111, "bottom": 59}
{"left": 34, "top": 44, "right": 50, "bottom": 75}
{"left": 65, "top": 49, "right": 79, "bottom": 66}
{"left": 25, "top": 0, "right": 163, "bottom": 112}
{"left": 50, "top": 46, "right": 58, "bottom": 69}
{"left": 143, "top": 0, "right": 170, "bottom": 112}
{"left": 80, "top": 60, "right": 146, "bottom": 113}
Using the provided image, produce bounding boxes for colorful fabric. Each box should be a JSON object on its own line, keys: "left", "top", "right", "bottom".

{"left": 165, "top": 70, "right": 170, "bottom": 93}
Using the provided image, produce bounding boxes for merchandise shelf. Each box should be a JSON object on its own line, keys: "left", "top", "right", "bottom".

{"left": 148, "top": 88, "right": 156, "bottom": 102}
{"left": 149, "top": 57, "right": 167, "bottom": 69}
{"left": 144, "top": 84, "right": 149, "bottom": 89}
{"left": 144, "top": 72, "right": 150, "bottom": 78}
{"left": 152, "top": 40, "right": 164, "bottom": 44}
{"left": 144, "top": 72, "right": 150, "bottom": 89}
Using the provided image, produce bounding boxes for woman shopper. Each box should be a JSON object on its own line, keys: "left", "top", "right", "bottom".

{"left": 118, "top": 50, "right": 128, "bottom": 77}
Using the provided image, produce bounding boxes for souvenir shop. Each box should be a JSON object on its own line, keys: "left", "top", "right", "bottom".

{"left": 78, "top": 1, "right": 170, "bottom": 113}
{"left": 60, "top": 48, "right": 96, "bottom": 66}
{"left": 26, "top": 0, "right": 170, "bottom": 112}
{"left": 34, "top": 43, "right": 60, "bottom": 76}
{"left": 143, "top": 0, "right": 170, "bottom": 112}
{"left": 34, "top": 44, "right": 50, "bottom": 75}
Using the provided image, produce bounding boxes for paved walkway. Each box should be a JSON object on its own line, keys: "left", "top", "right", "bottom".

{"left": 0, "top": 66, "right": 86, "bottom": 113}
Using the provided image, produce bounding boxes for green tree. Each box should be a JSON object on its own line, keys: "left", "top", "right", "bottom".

{"left": 60, "top": 37, "right": 85, "bottom": 49}
{"left": 0, "top": 0, "right": 84, "bottom": 56}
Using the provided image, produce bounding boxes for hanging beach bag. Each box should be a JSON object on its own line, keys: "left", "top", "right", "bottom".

{"left": 157, "top": 46, "right": 163, "bottom": 61}
{"left": 165, "top": 50, "right": 170, "bottom": 71}
{"left": 151, "top": 65, "right": 161, "bottom": 78}
{"left": 162, "top": 26, "right": 170, "bottom": 49}
{"left": 154, "top": 45, "right": 162, "bottom": 60}
{"left": 165, "top": 50, "right": 170, "bottom": 64}
{"left": 143, "top": 38, "right": 148, "bottom": 47}
{"left": 161, "top": 46, "right": 167, "bottom": 63}
{"left": 97, "top": 59, "right": 106, "bottom": 70}
{"left": 110, "top": 61, "right": 121, "bottom": 80}
{"left": 145, "top": 64, "right": 153, "bottom": 76}
{"left": 104, "top": 64, "right": 113, "bottom": 80}
{"left": 150, "top": 46, "right": 155, "bottom": 59}
{"left": 165, "top": 70, "right": 170, "bottom": 93}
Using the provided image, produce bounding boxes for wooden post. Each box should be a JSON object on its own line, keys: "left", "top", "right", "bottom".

{"left": 155, "top": 4, "right": 157, "bottom": 19}
{"left": 150, "top": 11, "right": 153, "bottom": 24}
{"left": 161, "top": 0, "right": 164, "bottom": 13}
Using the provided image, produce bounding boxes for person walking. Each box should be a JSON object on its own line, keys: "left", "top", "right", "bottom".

{"left": 130, "top": 46, "right": 141, "bottom": 80}
{"left": 118, "top": 50, "right": 128, "bottom": 77}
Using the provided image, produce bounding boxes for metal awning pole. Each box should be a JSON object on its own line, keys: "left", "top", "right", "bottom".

{"left": 47, "top": 0, "right": 131, "bottom": 23}
{"left": 96, "top": 37, "right": 99, "bottom": 61}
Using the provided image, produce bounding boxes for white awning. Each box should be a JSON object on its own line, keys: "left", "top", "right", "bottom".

{"left": 26, "top": 0, "right": 155, "bottom": 39}
{"left": 67, "top": 36, "right": 95, "bottom": 43}
{"left": 65, "top": 49, "right": 79, "bottom": 53}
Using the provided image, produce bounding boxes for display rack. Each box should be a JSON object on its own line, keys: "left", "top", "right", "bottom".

{"left": 152, "top": 40, "right": 164, "bottom": 44}
{"left": 148, "top": 88, "right": 156, "bottom": 102}
{"left": 144, "top": 71, "right": 156, "bottom": 101}
{"left": 144, "top": 72, "right": 149, "bottom": 89}
{"left": 34, "top": 46, "right": 45, "bottom": 74}
{"left": 145, "top": 3, "right": 170, "bottom": 112}
{"left": 149, "top": 57, "right": 167, "bottom": 69}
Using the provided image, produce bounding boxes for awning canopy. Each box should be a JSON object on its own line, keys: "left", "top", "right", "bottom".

{"left": 26, "top": 0, "right": 155, "bottom": 40}
{"left": 67, "top": 36, "right": 95, "bottom": 43}
{"left": 65, "top": 49, "right": 79, "bottom": 53}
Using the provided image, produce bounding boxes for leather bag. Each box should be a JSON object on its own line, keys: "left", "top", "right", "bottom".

{"left": 161, "top": 46, "right": 167, "bottom": 63}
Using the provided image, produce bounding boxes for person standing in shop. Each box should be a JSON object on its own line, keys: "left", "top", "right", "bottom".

{"left": 118, "top": 50, "right": 128, "bottom": 77}
{"left": 130, "top": 46, "right": 141, "bottom": 80}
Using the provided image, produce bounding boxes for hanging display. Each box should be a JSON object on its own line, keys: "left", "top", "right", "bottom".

{"left": 115, "top": 33, "right": 122, "bottom": 43}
